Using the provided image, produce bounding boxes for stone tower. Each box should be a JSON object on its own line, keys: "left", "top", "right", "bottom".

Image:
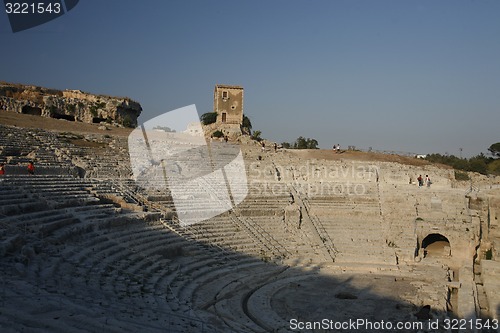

{"left": 213, "top": 84, "right": 243, "bottom": 125}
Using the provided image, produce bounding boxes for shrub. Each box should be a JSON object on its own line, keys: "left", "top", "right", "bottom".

{"left": 242, "top": 114, "right": 252, "bottom": 130}
{"left": 122, "top": 115, "right": 133, "bottom": 128}
{"left": 468, "top": 158, "right": 488, "bottom": 175}
{"left": 212, "top": 130, "right": 224, "bottom": 138}
{"left": 426, "top": 153, "right": 492, "bottom": 176}
{"left": 201, "top": 112, "right": 217, "bottom": 125}
{"left": 281, "top": 137, "right": 319, "bottom": 149}
{"left": 251, "top": 130, "right": 262, "bottom": 141}
{"left": 454, "top": 171, "right": 470, "bottom": 181}
{"left": 487, "top": 159, "right": 500, "bottom": 175}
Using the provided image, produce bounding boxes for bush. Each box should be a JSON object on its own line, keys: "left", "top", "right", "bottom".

{"left": 201, "top": 112, "right": 217, "bottom": 125}
{"left": 251, "top": 130, "right": 262, "bottom": 141}
{"left": 212, "top": 130, "right": 224, "bottom": 138}
{"left": 122, "top": 115, "right": 133, "bottom": 128}
{"left": 468, "top": 158, "right": 488, "bottom": 174}
{"left": 280, "top": 137, "right": 319, "bottom": 149}
{"left": 292, "top": 136, "right": 319, "bottom": 149}
{"left": 454, "top": 171, "right": 470, "bottom": 181}
{"left": 426, "top": 153, "right": 492, "bottom": 175}
{"left": 487, "top": 159, "right": 500, "bottom": 175}
{"left": 242, "top": 114, "right": 252, "bottom": 130}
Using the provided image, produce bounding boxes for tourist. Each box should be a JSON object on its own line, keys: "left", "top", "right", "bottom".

{"left": 27, "top": 161, "right": 35, "bottom": 175}
{"left": 224, "top": 135, "right": 228, "bottom": 143}
{"left": 0, "top": 163, "right": 4, "bottom": 175}
{"left": 417, "top": 175, "right": 423, "bottom": 187}
{"left": 274, "top": 143, "right": 277, "bottom": 152}
{"left": 261, "top": 141, "right": 265, "bottom": 152}
{"left": 336, "top": 144, "right": 341, "bottom": 153}
{"left": 425, "top": 175, "right": 432, "bottom": 187}
{"left": 332, "top": 144, "right": 337, "bottom": 151}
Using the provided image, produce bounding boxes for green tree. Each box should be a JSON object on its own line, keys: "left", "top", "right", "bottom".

{"left": 293, "top": 136, "right": 319, "bottom": 149}
{"left": 306, "top": 138, "right": 319, "bottom": 149}
{"left": 281, "top": 142, "right": 291, "bottom": 149}
{"left": 488, "top": 159, "right": 500, "bottom": 175}
{"left": 488, "top": 142, "right": 500, "bottom": 158}
{"left": 251, "top": 130, "right": 262, "bottom": 141}
{"left": 294, "top": 136, "right": 307, "bottom": 149}
{"left": 468, "top": 155, "right": 488, "bottom": 174}
{"left": 201, "top": 112, "right": 217, "bottom": 125}
{"left": 242, "top": 114, "right": 252, "bottom": 131}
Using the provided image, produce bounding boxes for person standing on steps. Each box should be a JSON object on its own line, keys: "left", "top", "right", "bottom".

{"left": 0, "top": 163, "right": 5, "bottom": 176}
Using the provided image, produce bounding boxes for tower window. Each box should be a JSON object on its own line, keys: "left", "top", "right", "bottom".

{"left": 222, "top": 91, "right": 228, "bottom": 100}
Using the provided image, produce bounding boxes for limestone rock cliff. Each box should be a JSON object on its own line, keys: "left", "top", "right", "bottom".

{"left": 0, "top": 82, "right": 142, "bottom": 127}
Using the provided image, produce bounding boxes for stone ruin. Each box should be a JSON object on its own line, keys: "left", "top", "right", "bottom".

{"left": 0, "top": 82, "right": 142, "bottom": 127}
{"left": 0, "top": 118, "right": 499, "bottom": 332}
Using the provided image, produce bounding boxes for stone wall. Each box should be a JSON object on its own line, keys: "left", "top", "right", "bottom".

{"left": 213, "top": 84, "right": 243, "bottom": 125}
{"left": 0, "top": 82, "right": 142, "bottom": 127}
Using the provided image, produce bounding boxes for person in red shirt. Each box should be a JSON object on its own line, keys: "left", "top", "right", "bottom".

{"left": 0, "top": 163, "right": 5, "bottom": 175}
{"left": 27, "top": 162, "right": 35, "bottom": 175}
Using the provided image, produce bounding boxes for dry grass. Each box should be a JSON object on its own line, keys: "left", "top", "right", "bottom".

{"left": 287, "top": 149, "right": 441, "bottom": 167}
{"left": 0, "top": 111, "right": 133, "bottom": 137}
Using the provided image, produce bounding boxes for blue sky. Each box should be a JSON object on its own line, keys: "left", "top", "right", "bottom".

{"left": 1, "top": 0, "right": 499, "bottom": 157}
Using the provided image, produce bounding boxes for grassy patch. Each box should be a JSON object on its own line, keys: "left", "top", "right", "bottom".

{"left": 454, "top": 171, "right": 470, "bottom": 181}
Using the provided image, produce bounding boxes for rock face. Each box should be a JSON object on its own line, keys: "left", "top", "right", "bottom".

{"left": 0, "top": 82, "right": 142, "bottom": 127}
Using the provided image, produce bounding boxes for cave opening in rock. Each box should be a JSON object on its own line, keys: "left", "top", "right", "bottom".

{"left": 93, "top": 117, "right": 106, "bottom": 123}
{"left": 52, "top": 113, "right": 75, "bottom": 121}
{"left": 21, "top": 105, "right": 42, "bottom": 116}
{"left": 422, "top": 233, "right": 451, "bottom": 258}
